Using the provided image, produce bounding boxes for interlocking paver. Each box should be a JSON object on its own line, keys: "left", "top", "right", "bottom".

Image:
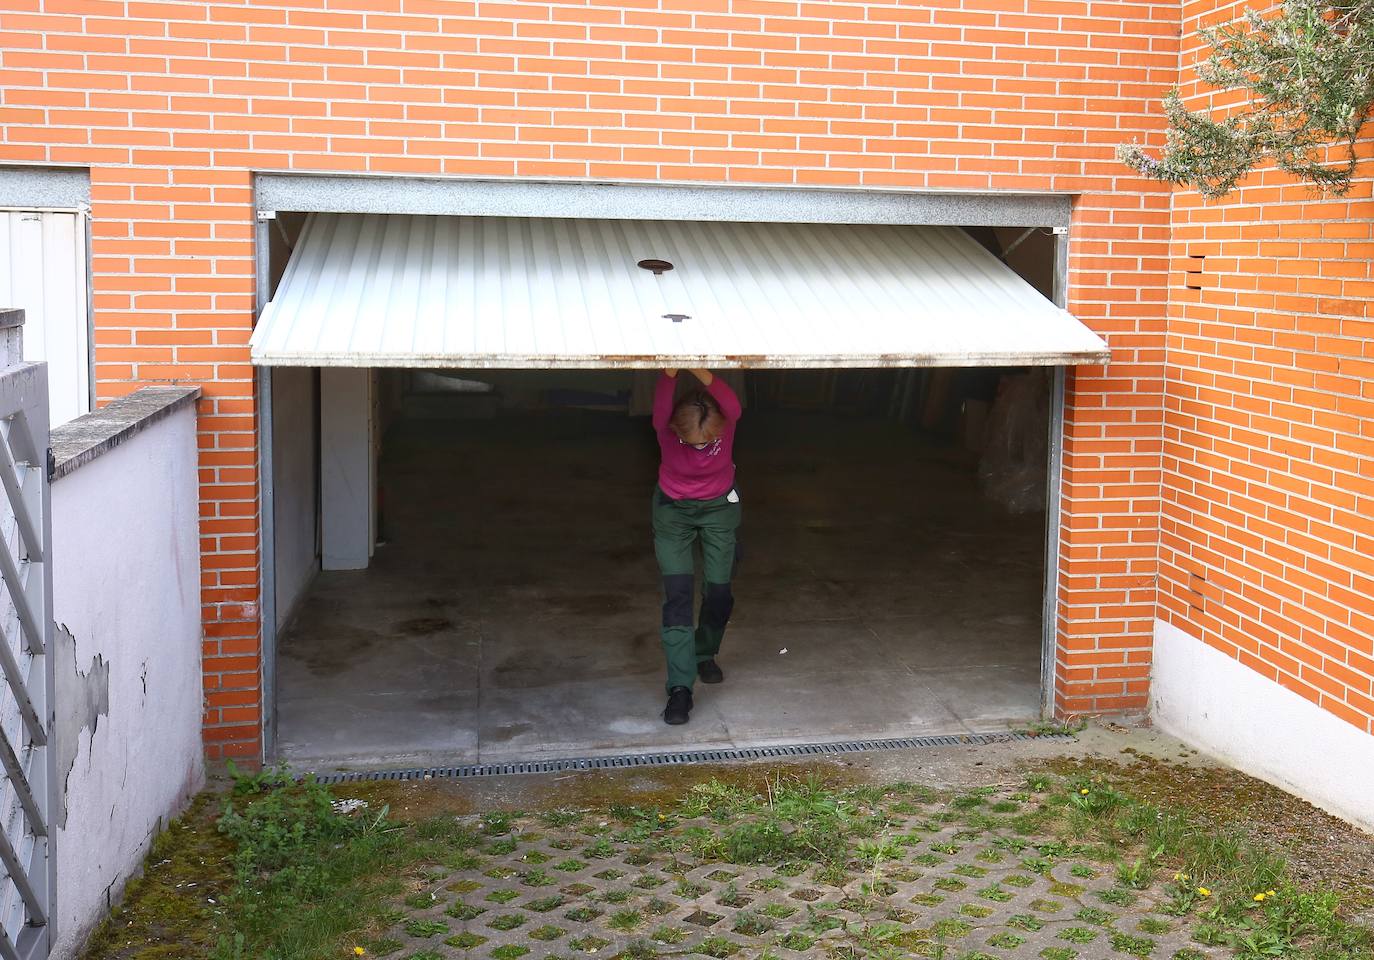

{"left": 375, "top": 784, "right": 1234, "bottom": 960}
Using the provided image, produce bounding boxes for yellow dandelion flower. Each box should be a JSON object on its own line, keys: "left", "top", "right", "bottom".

{"left": 1267, "top": 890, "right": 1277, "bottom": 897}
{"left": 1198, "top": 887, "right": 1211, "bottom": 897}
{"left": 1080, "top": 788, "right": 1090, "bottom": 795}
{"left": 1254, "top": 893, "right": 1266, "bottom": 902}
{"left": 354, "top": 949, "right": 367, "bottom": 957}
{"left": 1173, "top": 872, "right": 1189, "bottom": 882}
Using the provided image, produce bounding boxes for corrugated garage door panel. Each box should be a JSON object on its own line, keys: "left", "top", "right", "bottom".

{"left": 250, "top": 213, "right": 1110, "bottom": 369}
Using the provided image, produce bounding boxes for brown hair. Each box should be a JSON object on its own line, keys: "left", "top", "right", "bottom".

{"left": 670, "top": 389, "right": 725, "bottom": 444}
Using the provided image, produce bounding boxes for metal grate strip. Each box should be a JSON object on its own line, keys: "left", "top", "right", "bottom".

{"left": 309, "top": 731, "right": 1074, "bottom": 785}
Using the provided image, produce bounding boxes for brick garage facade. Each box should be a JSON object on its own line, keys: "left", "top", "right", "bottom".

{"left": 2, "top": 0, "right": 1361, "bottom": 763}
{"left": 1158, "top": 0, "right": 1374, "bottom": 736}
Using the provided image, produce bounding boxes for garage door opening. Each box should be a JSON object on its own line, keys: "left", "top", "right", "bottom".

{"left": 269, "top": 363, "right": 1055, "bottom": 768}
{"left": 253, "top": 208, "right": 1106, "bottom": 768}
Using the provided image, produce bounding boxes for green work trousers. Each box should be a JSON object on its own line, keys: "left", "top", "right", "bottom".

{"left": 651, "top": 486, "right": 741, "bottom": 691}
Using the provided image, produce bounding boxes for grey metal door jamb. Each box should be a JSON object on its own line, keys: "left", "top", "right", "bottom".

{"left": 1040, "top": 228, "right": 1072, "bottom": 717}
{"left": 255, "top": 215, "right": 277, "bottom": 760}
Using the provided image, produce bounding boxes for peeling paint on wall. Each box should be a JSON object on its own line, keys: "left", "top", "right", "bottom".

{"left": 54, "top": 623, "right": 109, "bottom": 829}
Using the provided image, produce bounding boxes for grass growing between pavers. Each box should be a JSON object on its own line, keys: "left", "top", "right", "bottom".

{"left": 81, "top": 761, "right": 1372, "bottom": 960}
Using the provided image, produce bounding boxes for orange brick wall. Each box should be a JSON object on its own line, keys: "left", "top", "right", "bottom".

{"left": 1, "top": 0, "right": 1180, "bottom": 760}
{"left": 1158, "top": 0, "right": 1374, "bottom": 735}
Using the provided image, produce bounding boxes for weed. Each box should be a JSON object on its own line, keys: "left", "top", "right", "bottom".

{"left": 988, "top": 932, "right": 1025, "bottom": 948}
{"left": 529, "top": 924, "right": 566, "bottom": 940}
{"left": 487, "top": 913, "right": 525, "bottom": 931}
{"left": 446, "top": 902, "right": 485, "bottom": 920}
{"left": 777, "top": 931, "right": 814, "bottom": 950}
{"left": 1039, "top": 949, "right": 1078, "bottom": 960}
{"left": 564, "top": 906, "right": 601, "bottom": 922}
{"left": 554, "top": 858, "right": 587, "bottom": 872}
{"left": 486, "top": 889, "right": 519, "bottom": 904}
{"left": 1008, "top": 914, "right": 1045, "bottom": 931}
{"left": 959, "top": 904, "right": 993, "bottom": 918}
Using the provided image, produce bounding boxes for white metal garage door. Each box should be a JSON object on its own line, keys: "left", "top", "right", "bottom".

{"left": 0, "top": 212, "right": 90, "bottom": 427}
{"left": 250, "top": 213, "right": 1109, "bottom": 369}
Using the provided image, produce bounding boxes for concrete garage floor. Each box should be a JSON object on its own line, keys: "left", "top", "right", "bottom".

{"left": 276, "top": 409, "right": 1046, "bottom": 770}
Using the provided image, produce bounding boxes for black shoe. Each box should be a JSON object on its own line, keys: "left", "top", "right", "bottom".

{"left": 663, "top": 686, "right": 693, "bottom": 725}
{"left": 697, "top": 658, "right": 724, "bottom": 684}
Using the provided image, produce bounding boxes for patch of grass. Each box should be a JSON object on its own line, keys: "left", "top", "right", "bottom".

{"left": 486, "top": 889, "right": 519, "bottom": 904}
{"left": 695, "top": 935, "right": 741, "bottom": 957}
{"left": 1004, "top": 873, "right": 1035, "bottom": 888}
{"left": 569, "top": 935, "right": 612, "bottom": 953}
{"left": 652, "top": 925, "right": 688, "bottom": 943}
{"left": 1097, "top": 888, "right": 1137, "bottom": 907}
{"left": 777, "top": 932, "right": 815, "bottom": 951}
{"left": 608, "top": 908, "right": 644, "bottom": 931}
{"left": 934, "top": 878, "right": 967, "bottom": 892}
{"left": 1138, "top": 917, "right": 1170, "bottom": 934}
{"left": 1075, "top": 907, "right": 1115, "bottom": 926}
{"left": 911, "top": 893, "right": 945, "bottom": 906}
{"left": 403, "top": 918, "right": 449, "bottom": 937}
{"left": 1058, "top": 927, "right": 1099, "bottom": 943}
{"left": 731, "top": 910, "right": 775, "bottom": 935}
{"left": 564, "top": 905, "right": 602, "bottom": 922}
{"left": 760, "top": 903, "right": 796, "bottom": 919}
{"left": 487, "top": 913, "right": 525, "bottom": 931}
{"left": 444, "top": 932, "right": 487, "bottom": 949}
{"left": 446, "top": 902, "right": 485, "bottom": 920}
{"left": 960, "top": 904, "right": 993, "bottom": 918}
{"left": 1029, "top": 898, "right": 1065, "bottom": 913}
{"left": 554, "top": 858, "right": 587, "bottom": 872}
{"left": 978, "top": 885, "right": 1013, "bottom": 902}
{"left": 953, "top": 865, "right": 988, "bottom": 878}
{"left": 988, "top": 932, "right": 1025, "bottom": 948}
{"left": 1008, "top": 913, "right": 1045, "bottom": 931}
{"left": 1040, "top": 949, "right": 1078, "bottom": 960}
{"left": 491, "top": 945, "right": 530, "bottom": 960}
{"left": 525, "top": 894, "right": 565, "bottom": 912}
{"left": 930, "top": 918, "right": 972, "bottom": 939}
{"left": 1109, "top": 932, "right": 1155, "bottom": 956}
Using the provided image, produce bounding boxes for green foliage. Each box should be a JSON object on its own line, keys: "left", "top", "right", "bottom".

{"left": 1120, "top": 0, "right": 1374, "bottom": 197}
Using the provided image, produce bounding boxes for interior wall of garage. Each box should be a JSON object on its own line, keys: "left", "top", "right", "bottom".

{"left": 1, "top": 4, "right": 1177, "bottom": 760}
{"left": 270, "top": 365, "right": 318, "bottom": 630}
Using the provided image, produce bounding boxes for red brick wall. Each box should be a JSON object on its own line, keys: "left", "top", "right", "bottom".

{"left": 1, "top": 0, "right": 1179, "bottom": 759}
{"left": 1158, "top": 0, "right": 1374, "bottom": 734}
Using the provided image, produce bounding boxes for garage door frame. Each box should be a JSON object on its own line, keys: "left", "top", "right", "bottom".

{"left": 252, "top": 174, "right": 1075, "bottom": 758}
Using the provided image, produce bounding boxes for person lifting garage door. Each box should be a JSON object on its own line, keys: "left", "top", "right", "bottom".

{"left": 650, "top": 368, "right": 743, "bottom": 726}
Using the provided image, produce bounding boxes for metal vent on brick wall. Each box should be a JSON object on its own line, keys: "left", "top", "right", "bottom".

{"left": 307, "top": 731, "right": 1074, "bottom": 785}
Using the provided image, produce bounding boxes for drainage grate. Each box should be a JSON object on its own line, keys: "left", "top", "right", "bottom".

{"left": 309, "top": 731, "right": 1073, "bottom": 785}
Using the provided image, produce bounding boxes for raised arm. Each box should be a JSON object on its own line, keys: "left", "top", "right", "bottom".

{"left": 704, "top": 372, "right": 742, "bottom": 422}
{"left": 652, "top": 369, "right": 678, "bottom": 431}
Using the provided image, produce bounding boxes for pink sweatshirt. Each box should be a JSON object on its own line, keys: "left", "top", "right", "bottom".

{"left": 653, "top": 373, "right": 742, "bottom": 501}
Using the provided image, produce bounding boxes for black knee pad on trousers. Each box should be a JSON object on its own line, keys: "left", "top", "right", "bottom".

{"left": 662, "top": 574, "right": 694, "bottom": 627}
{"left": 701, "top": 581, "right": 735, "bottom": 629}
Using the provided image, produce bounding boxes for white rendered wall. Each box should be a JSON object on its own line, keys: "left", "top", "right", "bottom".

{"left": 1151, "top": 619, "right": 1374, "bottom": 833}
{"left": 50, "top": 404, "right": 204, "bottom": 959}
{"left": 272, "top": 366, "right": 318, "bottom": 626}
